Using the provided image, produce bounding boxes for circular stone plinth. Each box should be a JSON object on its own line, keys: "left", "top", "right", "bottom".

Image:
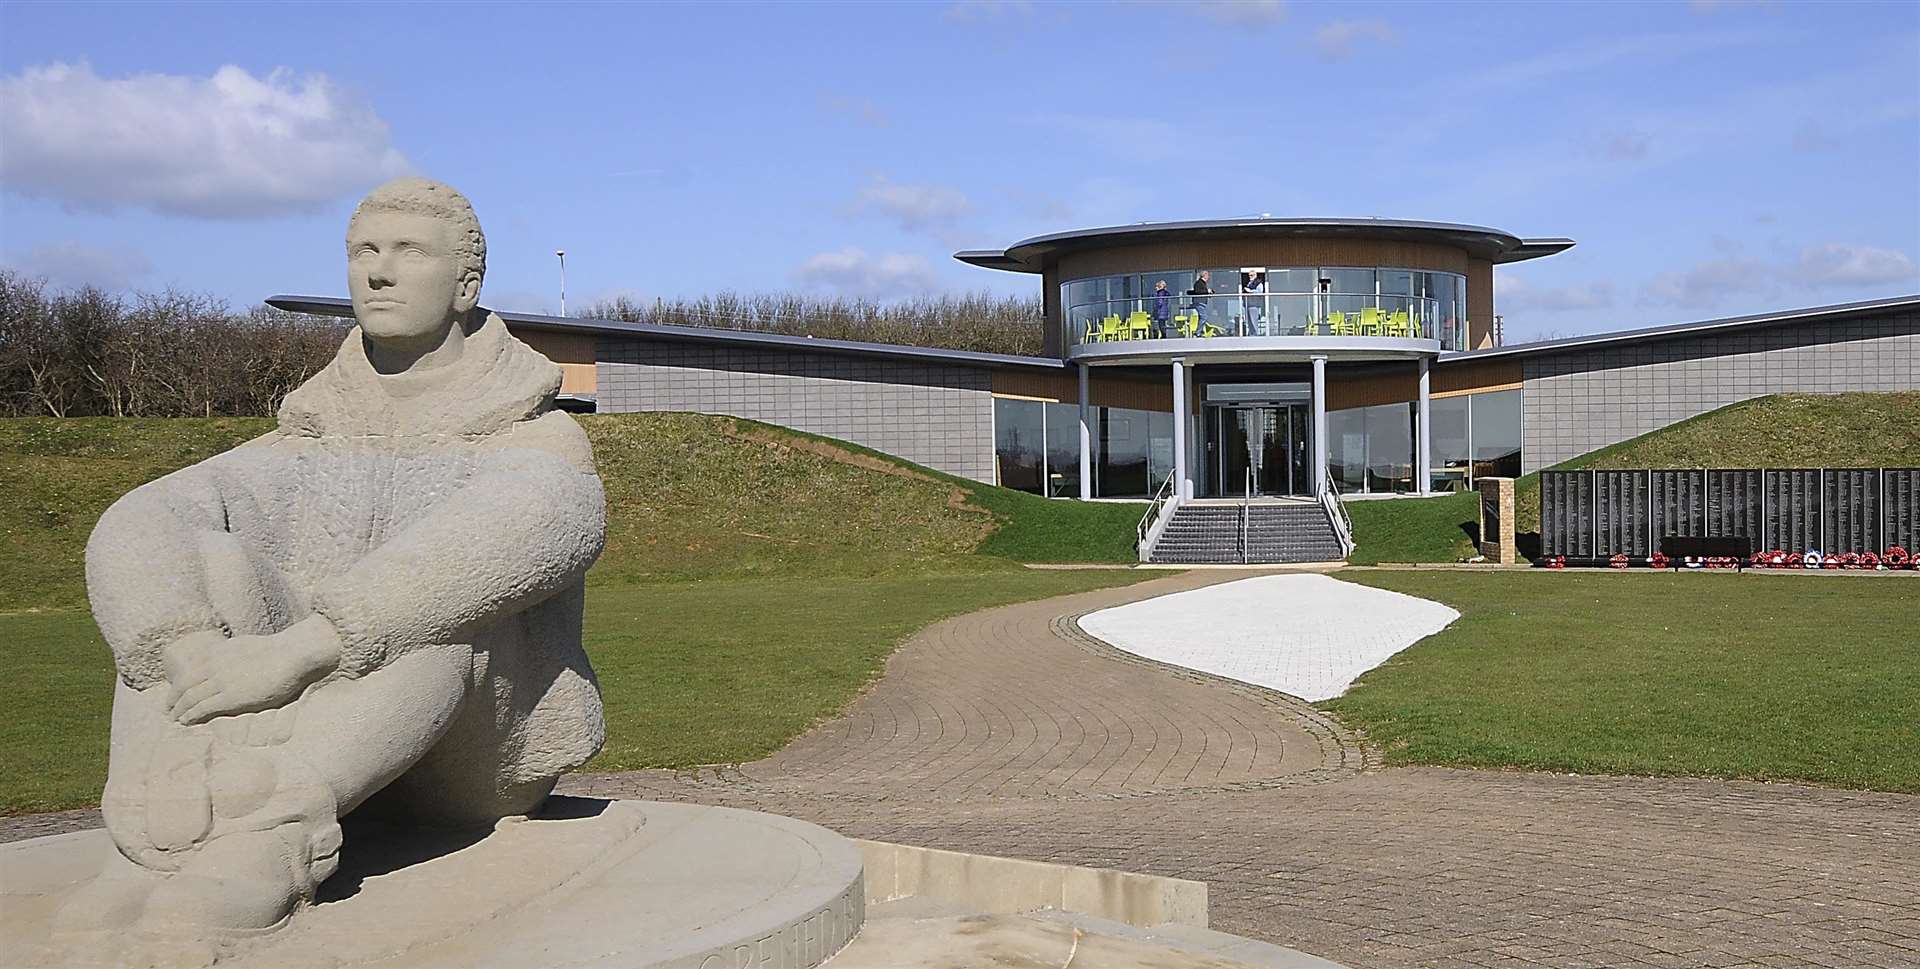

{"left": 0, "top": 798, "right": 864, "bottom": 969}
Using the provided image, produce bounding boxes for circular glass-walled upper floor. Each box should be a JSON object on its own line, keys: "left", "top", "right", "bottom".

{"left": 955, "top": 217, "right": 1574, "bottom": 359}
{"left": 1063, "top": 266, "right": 1468, "bottom": 352}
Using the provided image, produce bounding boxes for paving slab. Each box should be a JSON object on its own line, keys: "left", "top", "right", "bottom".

{"left": 1079, "top": 573, "right": 1460, "bottom": 701}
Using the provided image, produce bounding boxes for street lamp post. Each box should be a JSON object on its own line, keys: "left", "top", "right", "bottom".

{"left": 555, "top": 249, "right": 567, "bottom": 317}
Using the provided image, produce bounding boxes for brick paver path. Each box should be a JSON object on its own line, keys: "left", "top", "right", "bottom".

{"left": 9, "top": 571, "right": 1916, "bottom": 968}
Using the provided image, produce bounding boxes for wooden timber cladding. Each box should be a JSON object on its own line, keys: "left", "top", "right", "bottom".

{"left": 1325, "top": 357, "right": 1523, "bottom": 410}
{"left": 1053, "top": 238, "right": 1473, "bottom": 280}
{"left": 509, "top": 327, "right": 598, "bottom": 395}
{"left": 992, "top": 368, "right": 1173, "bottom": 412}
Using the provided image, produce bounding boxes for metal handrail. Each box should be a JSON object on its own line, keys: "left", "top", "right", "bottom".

{"left": 1321, "top": 468, "right": 1356, "bottom": 558}
{"left": 1135, "top": 469, "right": 1178, "bottom": 559}
{"left": 1067, "top": 293, "right": 1451, "bottom": 345}
{"left": 1240, "top": 467, "right": 1253, "bottom": 564}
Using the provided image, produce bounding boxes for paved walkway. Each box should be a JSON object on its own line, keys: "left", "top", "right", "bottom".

{"left": 8, "top": 571, "right": 1917, "bottom": 968}
{"left": 1081, "top": 573, "right": 1461, "bottom": 702}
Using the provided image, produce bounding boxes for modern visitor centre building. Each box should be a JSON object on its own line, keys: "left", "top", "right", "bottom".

{"left": 276, "top": 215, "right": 1919, "bottom": 561}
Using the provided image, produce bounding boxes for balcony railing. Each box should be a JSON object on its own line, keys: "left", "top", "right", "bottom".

{"left": 1066, "top": 293, "right": 1460, "bottom": 350}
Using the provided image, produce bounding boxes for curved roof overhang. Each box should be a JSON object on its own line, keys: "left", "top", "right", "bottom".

{"left": 956, "top": 218, "right": 1574, "bottom": 274}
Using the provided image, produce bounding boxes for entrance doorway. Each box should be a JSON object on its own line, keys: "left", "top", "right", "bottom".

{"left": 1206, "top": 403, "right": 1310, "bottom": 497}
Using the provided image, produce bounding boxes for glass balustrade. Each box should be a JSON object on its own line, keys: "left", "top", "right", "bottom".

{"left": 1065, "top": 293, "right": 1455, "bottom": 349}
{"left": 1063, "top": 265, "right": 1467, "bottom": 351}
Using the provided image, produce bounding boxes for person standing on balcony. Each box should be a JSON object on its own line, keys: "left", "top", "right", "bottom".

{"left": 1187, "top": 270, "right": 1212, "bottom": 331}
{"left": 1150, "top": 280, "right": 1172, "bottom": 336}
{"left": 1240, "top": 269, "right": 1266, "bottom": 336}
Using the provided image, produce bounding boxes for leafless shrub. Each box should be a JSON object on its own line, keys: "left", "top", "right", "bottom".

{"left": 580, "top": 291, "right": 1044, "bottom": 356}
{"left": 0, "top": 270, "right": 346, "bottom": 418}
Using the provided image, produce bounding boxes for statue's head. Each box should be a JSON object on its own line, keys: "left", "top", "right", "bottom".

{"left": 345, "top": 177, "right": 487, "bottom": 348}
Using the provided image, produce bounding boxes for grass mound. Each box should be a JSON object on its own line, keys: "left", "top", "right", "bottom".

{"left": 0, "top": 412, "right": 1146, "bottom": 813}
{"left": 1345, "top": 392, "right": 1920, "bottom": 564}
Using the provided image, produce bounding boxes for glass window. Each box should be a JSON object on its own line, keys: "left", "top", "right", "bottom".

{"left": 1456, "top": 276, "right": 1469, "bottom": 350}
{"left": 1470, "top": 389, "right": 1522, "bottom": 479}
{"left": 1096, "top": 406, "right": 1153, "bottom": 498}
{"left": 1430, "top": 395, "right": 1470, "bottom": 492}
{"left": 1044, "top": 402, "right": 1086, "bottom": 497}
{"left": 1430, "top": 274, "right": 1457, "bottom": 348}
{"left": 1365, "top": 403, "right": 1414, "bottom": 493}
{"left": 1147, "top": 410, "right": 1175, "bottom": 490}
{"left": 1323, "top": 268, "right": 1376, "bottom": 318}
{"left": 994, "top": 397, "right": 1045, "bottom": 495}
{"left": 1328, "top": 406, "right": 1367, "bottom": 491}
{"left": 1267, "top": 268, "right": 1317, "bottom": 293}
{"left": 1061, "top": 267, "right": 1462, "bottom": 345}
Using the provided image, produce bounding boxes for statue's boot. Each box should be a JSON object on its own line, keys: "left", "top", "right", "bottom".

{"left": 136, "top": 828, "right": 313, "bottom": 937}
{"left": 49, "top": 852, "right": 164, "bottom": 936}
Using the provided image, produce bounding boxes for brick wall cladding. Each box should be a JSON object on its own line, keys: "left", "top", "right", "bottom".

{"left": 1521, "top": 307, "right": 1920, "bottom": 473}
{"left": 595, "top": 336, "right": 998, "bottom": 482}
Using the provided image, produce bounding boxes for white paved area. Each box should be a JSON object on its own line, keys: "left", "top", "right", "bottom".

{"left": 1078, "top": 574, "right": 1459, "bottom": 702}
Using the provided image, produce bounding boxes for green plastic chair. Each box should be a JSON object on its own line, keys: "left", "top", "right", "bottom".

{"left": 1386, "top": 310, "right": 1411, "bottom": 338}
{"left": 1327, "top": 311, "right": 1352, "bottom": 336}
{"left": 1100, "top": 315, "right": 1125, "bottom": 342}
{"left": 1127, "top": 310, "right": 1153, "bottom": 340}
{"left": 1359, "top": 306, "right": 1384, "bottom": 336}
{"left": 1081, "top": 319, "right": 1101, "bottom": 344}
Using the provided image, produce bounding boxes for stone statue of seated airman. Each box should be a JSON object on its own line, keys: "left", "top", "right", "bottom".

{"left": 59, "top": 177, "right": 607, "bottom": 940}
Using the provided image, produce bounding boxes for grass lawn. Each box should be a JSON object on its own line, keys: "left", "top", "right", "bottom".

{"left": 1326, "top": 570, "right": 1920, "bottom": 792}
{"left": 0, "top": 569, "right": 1141, "bottom": 815}
{"left": 0, "top": 412, "right": 1148, "bottom": 815}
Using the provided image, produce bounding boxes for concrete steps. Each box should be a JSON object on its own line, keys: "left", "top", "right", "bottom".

{"left": 1148, "top": 502, "right": 1346, "bottom": 565}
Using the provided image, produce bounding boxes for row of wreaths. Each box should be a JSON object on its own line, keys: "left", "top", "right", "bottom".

{"left": 1542, "top": 546, "right": 1916, "bottom": 570}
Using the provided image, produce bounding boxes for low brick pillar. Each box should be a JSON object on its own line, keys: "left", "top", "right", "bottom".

{"left": 1477, "top": 477, "right": 1517, "bottom": 564}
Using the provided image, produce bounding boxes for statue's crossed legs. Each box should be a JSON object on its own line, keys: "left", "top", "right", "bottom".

{"left": 57, "top": 538, "right": 552, "bottom": 938}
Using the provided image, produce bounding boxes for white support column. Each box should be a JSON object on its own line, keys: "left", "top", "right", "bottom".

{"left": 1311, "top": 355, "right": 1329, "bottom": 497}
{"left": 1077, "top": 363, "right": 1092, "bottom": 500}
{"left": 1171, "top": 358, "right": 1189, "bottom": 500}
{"left": 1416, "top": 356, "right": 1432, "bottom": 496}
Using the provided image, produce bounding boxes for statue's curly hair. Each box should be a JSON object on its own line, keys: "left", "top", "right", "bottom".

{"left": 347, "top": 177, "right": 487, "bottom": 285}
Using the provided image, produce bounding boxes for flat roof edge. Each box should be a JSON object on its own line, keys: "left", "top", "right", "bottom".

{"left": 1440, "top": 295, "right": 1920, "bottom": 363}
{"left": 265, "top": 295, "right": 1066, "bottom": 370}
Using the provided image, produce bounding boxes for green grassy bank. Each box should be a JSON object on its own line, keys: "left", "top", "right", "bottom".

{"left": 0, "top": 414, "right": 1146, "bottom": 814}
{"left": 1344, "top": 392, "right": 1920, "bottom": 564}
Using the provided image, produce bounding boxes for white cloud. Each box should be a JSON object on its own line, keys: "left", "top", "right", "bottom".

{"left": 1190, "top": 1, "right": 1288, "bottom": 28}
{"left": 1637, "top": 242, "right": 1917, "bottom": 309}
{"left": 1028, "top": 113, "right": 1182, "bottom": 163}
{"left": 851, "top": 176, "right": 972, "bottom": 233}
{"left": 0, "top": 62, "right": 410, "bottom": 219}
{"left": 4, "top": 240, "right": 153, "bottom": 292}
{"left": 793, "top": 248, "right": 942, "bottom": 300}
{"left": 1788, "top": 243, "right": 1918, "bottom": 288}
{"left": 1313, "top": 19, "right": 1398, "bottom": 61}
{"left": 1499, "top": 277, "right": 1617, "bottom": 313}
{"left": 819, "top": 94, "right": 892, "bottom": 129}
{"left": 1638, "top": 256, "right": 1770, "bottom": 308}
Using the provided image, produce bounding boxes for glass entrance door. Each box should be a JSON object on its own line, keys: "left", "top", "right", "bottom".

{"left": 1207, "top": 404, "right": 1310, "bottom": 497}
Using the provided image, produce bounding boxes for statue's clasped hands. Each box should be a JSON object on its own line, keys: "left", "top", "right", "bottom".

{"left": 162, "top": 616, "right": 344, "bottom": 724}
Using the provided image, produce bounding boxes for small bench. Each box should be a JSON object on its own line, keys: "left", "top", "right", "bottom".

{"left": 1659, "top": 535, "right": 1751, "bottom": 571}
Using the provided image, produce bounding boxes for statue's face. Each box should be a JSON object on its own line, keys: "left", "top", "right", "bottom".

{"left": 347, "top": 210, "right": 480, "bottom": 345}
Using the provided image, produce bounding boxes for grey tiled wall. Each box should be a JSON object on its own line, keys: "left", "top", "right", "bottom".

{"left": 596, "top": 336, "right": 997, "bottom": 482}
{"left": 1522, "top": 308, "right": 1919, "bottom": 472}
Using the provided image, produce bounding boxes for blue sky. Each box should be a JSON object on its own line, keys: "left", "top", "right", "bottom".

{"left": 2, "top": 0, "right": 1916, "bottom": 343}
